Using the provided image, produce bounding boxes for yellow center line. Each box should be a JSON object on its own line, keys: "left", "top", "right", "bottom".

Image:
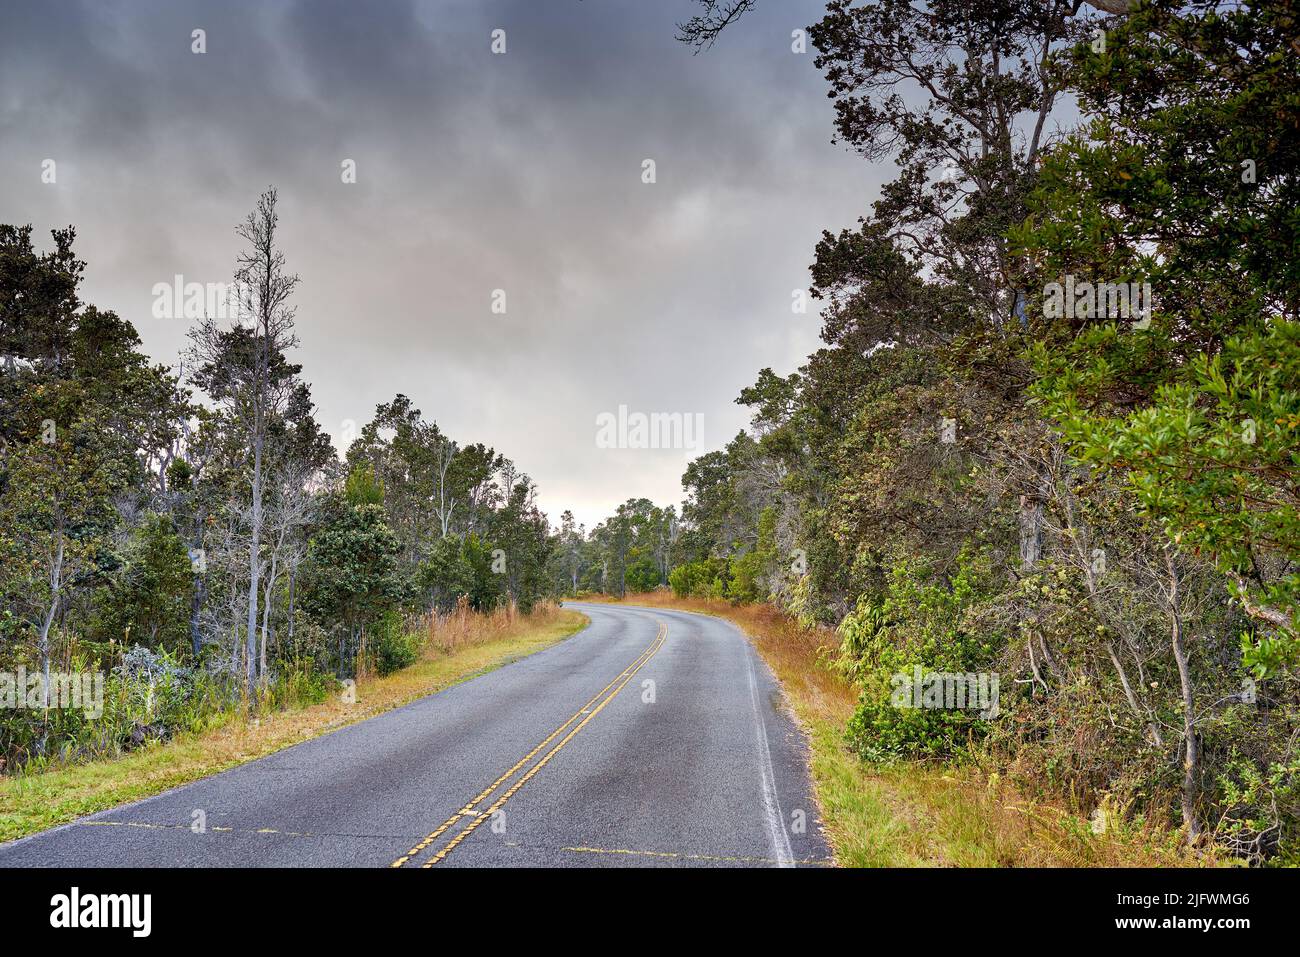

{"left": 419, "top": 625, "right": 666, "bottom": 867}
{"left": 390, "top": 622, "right": 666, "bottom": 867}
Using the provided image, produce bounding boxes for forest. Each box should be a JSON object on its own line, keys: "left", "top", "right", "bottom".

{"left": 2, "top": 0, "right": 1297, "bottom": 866}
{"left": 569, "top": 0, "right": 1300, "bottom": 863}
{"left": 0, "top": 189, "right": 559, "bottom": 771}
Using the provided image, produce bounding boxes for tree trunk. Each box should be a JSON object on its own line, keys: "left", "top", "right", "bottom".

{"left": 38, "top": 535, "right": 65, "bottom": 709}
{"left": 1061, "top": 467, "right": 1165, "bottom": 745}
{"left": 228, "top": 575, "right": 242, "bottom": 677}
{"left": 287, "top": 563, "right": 297, "bottom": 646}
{"left": 189, "top": 571, "right": 205, "bottom": 660}
{"left": 1018, "top": 492, "right": 1043, "bottom": 572}
{"left": 259, "top": 598, "right": 269, "bottom": 682}
{"left": 38, "top": 596, "right": 58, "bottom": 710}
{"left": 245, "top": 431, "right": 263, "bottom": 697}
{"left": 1166, "top": 550, "right": 1201, "bottom": 842}
{"left": 1017, "top": 471, "right": 1047, "bottom": 704}
{"left": 259, "top": 552, "right": 277, "bottom": 683}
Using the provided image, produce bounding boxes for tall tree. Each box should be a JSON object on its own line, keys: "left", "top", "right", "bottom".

{"left": 188, "top": 188, "right": 301, "bottom": 695}
{"left": 1015, "top": 0, "right": 1300, "bottom": 667}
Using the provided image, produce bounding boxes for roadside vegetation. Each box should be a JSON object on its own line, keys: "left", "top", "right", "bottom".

{"left": 3, "top": 0, "right": 1295, "bottom": 869}
{"left": 595, "top": 592, "right": 1207, "bottom": 866}
{"left": 3, "top": 187, "right": 570, "bottom": 779}
{"left": 1, "top": 184, "right": 589, "bottom": 834}
{"left": 0, "top": 603, "right": 585, "bottom": 843}
{"left": 569, "top": 1, "right": 1300, "bottom": 866}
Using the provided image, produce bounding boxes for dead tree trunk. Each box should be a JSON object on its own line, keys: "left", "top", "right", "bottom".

{"left": 1165, "top": 548, "right": 1201, "bottom": 842}
{"left": 1018, "top": 492, "right": 1043, "bottom": 572}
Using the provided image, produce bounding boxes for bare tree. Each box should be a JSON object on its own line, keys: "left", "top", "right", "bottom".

{"left": 431, "top": 431, "right": 459, "bottom": 539}
{"left": 675, "top": 0, "right": 1134, "bottom": 52}
{"left": 257, "top": 462, "right": 316, "bottom": 680}
{"left": 1163, "top": 546, "right": 1202, "bottom": 842}
{"left": 196, "top": 506, "right": 251, "bottom": 677}
{"left": 675, "top": 0, "right": 758, "bottom": 50}
{"left": 188, "top": 188, "right": 300, "bottom": 696}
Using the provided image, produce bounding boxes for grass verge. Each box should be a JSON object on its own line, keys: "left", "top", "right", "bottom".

{"left": 591, "top": 592, "right": 1208, "bottom": 867}
{"left": 0, "top": 606, "right": 587, "bottom": 844}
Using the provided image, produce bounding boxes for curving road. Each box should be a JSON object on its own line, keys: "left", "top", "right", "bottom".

{"left": 0, "top": 602, "right": 831, "bottom": 868}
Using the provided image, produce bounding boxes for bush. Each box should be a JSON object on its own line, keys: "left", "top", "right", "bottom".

{"left": 263, "top": 667, "right": 334, "bottom": 712}
{"left": 669, "top": 558, "right": 730, "bottom": 599}
{"left": 109, "top": 645, "right": 224, "bottom": 745}
{"left": 668, "top": 563, "right": 696, "bottom": 598}
{"left": 277, "top": 612, "right": 333, "bottom": 674}
{"left": 371, "top": 614, "right": 420, "bottom": 676}
{"left": 727, "top": 550, "right": 766, "bottom": 603}
{"left": 838, "top": 554, "right": 1002, "bottom": 761}
{"left": 625, "top": 558, "right": 661, "bottom": 594}
{"left": 2, "top": 644, "right": 220, "bottom": 771}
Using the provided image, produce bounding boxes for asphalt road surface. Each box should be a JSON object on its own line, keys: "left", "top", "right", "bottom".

{"left": 0, "top": 602, "right": 831, "bottom": 868}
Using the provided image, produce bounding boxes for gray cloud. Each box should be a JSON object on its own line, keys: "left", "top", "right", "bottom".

{"left": 0, "top": 0, "right": 880, "bottom": 528}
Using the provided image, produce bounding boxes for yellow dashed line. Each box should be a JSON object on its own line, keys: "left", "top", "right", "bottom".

{"left": 392, "top": 621, "right": 667, "bottom": 868}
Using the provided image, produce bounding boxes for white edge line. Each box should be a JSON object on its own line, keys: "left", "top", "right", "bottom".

{"left": 745, "top": 643, "right": 795, "bottom": 868}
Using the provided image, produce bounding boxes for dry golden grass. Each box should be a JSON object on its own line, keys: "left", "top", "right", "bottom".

{"left": 595, "top": 592, "right": 1210, "bottom": 868}
{"left": 0, "top": 604, "right": 587, "bottom": 844}
{"left": 419, "top": 596, "right": 562, "bottom": 655}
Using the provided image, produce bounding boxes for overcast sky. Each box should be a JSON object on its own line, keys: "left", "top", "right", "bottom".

{"left": 1, "top": 0, "right": 880, "bottom": 529}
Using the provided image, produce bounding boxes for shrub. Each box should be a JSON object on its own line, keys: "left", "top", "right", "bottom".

{"left": 669, "top": 558, "right": 730, "bottom": 599}
{"left": 839, "top": 554, "right": 1001, "bottom": 761}
{"left": 370, "top": 614, "right": 420, "bottom": 676}
{"left": 625, "top": 558, "right": 661, "bottom": 594}
{"left": 727, "top": 550, "right": 766, "bottom": 604}
{"left": 263, "top": 667, "right": 334, "bottom": 712}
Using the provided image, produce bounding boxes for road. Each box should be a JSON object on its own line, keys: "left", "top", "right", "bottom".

{"left": 0, "top": 602, "right": 831, "bottom": 868}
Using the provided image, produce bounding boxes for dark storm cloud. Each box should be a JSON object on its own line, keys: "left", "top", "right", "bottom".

{"left": 0, "top": 0, "right": 878, "bottom": 528}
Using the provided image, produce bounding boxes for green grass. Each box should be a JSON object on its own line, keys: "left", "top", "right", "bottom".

{"left": 0, "top": 609, "right": 587, "bottom": 844}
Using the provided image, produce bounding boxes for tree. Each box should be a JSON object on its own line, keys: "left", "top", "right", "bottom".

{"left": 0, "top": 225, "right": 82, "bottom": 376}
{"left": 301, "top": 485, "right": 404, "bottom": 677}
{"left": 348, "top": 395, "right": 506, "bottom": 581}
{"left": 675, "top": 0, "right": 1139, "bottom": 52}
{"left": 1, "top": 225, "right": 181, "bottom": 701}
{"left": 675, "top": 0, "right": 758, "bottom": 49}
{"left": 556, "top": 510, "right": 584, "bottom": 594}
{"left": 0, "top": 409, "right": 120, "bottom": 706}
{"left": 486, "top": 469, "right": 553, "bottom": 612}
{"left": 187, "top": 188, "right": 301, "bottom": 695}
{"left": 1016, "top": 0, "right": 1300, "bottom": 669}
{"left": 94, "top": 512, "right": 194, "bottom": 654}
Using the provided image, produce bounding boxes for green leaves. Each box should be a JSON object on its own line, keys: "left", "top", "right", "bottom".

{"left": 1019, "top": 1, "right": 1300, "bottom": 672}
{"left": 301, "top": 498, "right": 405, "bottom": 637}
{"left": 1040, "top": 319, "right": 1300, "bottom": 667}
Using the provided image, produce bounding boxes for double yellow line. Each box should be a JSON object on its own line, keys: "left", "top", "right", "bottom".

{"left": 390, "top": 620, "right": 667, "bottom": 868}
